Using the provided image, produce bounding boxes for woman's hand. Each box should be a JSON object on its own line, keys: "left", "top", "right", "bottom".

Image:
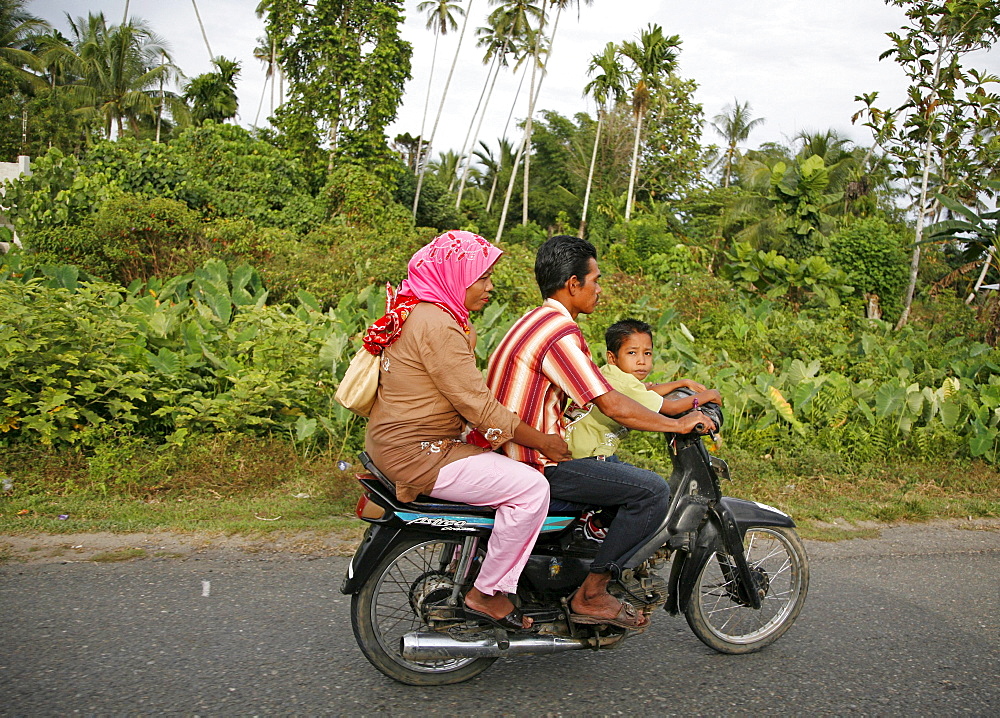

{"left": 537, "top": 432, "right": 573, "bottom": 463}
{"left": 513, "top": 421, "right": 573, "bottom": 462}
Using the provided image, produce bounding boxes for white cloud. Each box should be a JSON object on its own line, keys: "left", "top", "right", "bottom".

{"left": 26, "top": 0, "right": 1000, "bottom": 159}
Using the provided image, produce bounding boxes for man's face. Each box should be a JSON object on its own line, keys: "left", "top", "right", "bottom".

{"left": 572, "top": 258, "right": 601, "bottom": 315}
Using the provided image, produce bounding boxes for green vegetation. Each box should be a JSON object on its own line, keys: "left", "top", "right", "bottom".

{"left": 2, "top": 0, "right": 1000, "bottom": 539}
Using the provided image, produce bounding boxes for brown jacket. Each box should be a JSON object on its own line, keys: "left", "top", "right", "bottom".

{"left": 364, "top": 302, "right": 519, "bottom": 502}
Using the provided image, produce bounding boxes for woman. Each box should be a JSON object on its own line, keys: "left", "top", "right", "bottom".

{"left": 363, "top": 230, "right": 570, "bottom": 630}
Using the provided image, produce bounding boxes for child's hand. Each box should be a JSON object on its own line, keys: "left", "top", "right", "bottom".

{"left": 699, "top": 389, "right": 723, "bottom": 405}
{"left": 680, "top": 379, "right": 708, "bottom": 392}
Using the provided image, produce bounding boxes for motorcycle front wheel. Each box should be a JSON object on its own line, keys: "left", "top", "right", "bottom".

{"left": 685, "top": 526, "right": 809, "bottom": 654}
{"left": 350, "top": 537, "right": 497, "bottom": 685}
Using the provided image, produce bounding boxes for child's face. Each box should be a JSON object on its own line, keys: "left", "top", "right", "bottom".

{"left": 607, "top": 331, "right": 654, "bottom": 381}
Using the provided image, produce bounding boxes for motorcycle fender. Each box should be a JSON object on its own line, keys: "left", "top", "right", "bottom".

{"left": 719, "top": 497, "right": 796, "bottom": 531}
{"left": 671, "top": 517, "right": 724, "bottom": 615}
{"left": 670, "top": 500, "right": 791, "bottom": 613}
{"left": 340, "top": 523, "right": 405, "bottom": 595}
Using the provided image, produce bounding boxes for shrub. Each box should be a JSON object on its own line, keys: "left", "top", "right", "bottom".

{"left": 172, "top": 122, "right": 321, "bottom": 230}
{"left": 391, "top": 167, "right": 462, "bottom": 230}
{"left": 720, "top": 241, "right": 854, "bottom": 308}
{"left": 827, "top": 216, "right": 908, "bottom": 320}
{"left": 504, "top": 221, "right": 547, "bottom": 249}
{"left": 1, "top": 147, "right": 115, "bottom": 234}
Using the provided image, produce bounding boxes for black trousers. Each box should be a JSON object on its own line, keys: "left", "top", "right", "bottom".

{"left": 544, "top": 457, "right": 670, "bottom": 578}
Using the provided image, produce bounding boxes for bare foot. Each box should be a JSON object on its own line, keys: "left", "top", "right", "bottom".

{"left": 464, "top": 587, "right": 533, "bottom": 628}
{"left": 570, "top": 572, "right": 648, "bottom": 627}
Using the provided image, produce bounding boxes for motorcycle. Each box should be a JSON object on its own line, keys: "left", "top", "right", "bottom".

{"left": 340, "top": 401, "right": 809, "bottom": 685}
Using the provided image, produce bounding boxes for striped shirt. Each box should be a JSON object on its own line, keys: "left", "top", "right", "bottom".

{"left": 487, "top": 299, "right": 613, "bottom": 471}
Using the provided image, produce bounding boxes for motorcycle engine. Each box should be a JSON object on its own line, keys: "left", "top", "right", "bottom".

{"left": 610, "top": 559, "right": 668, "bottom": 613}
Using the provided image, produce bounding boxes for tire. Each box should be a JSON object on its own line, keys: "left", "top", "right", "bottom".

{"left": 350, "top": 537, "right": 497, "bottom": 685}
{"left": 685, "top": 526, "right": 809, "bottom": 654}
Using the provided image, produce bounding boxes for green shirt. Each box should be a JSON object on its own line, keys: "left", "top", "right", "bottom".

{"left": 565, "top": 364, "right": 663, "bottom": 458}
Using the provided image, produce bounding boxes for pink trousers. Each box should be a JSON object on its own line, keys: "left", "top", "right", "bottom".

{"left": 431, "top": 451, "right": 550, "bottom": 596}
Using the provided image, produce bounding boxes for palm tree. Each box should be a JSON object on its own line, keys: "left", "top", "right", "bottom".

{"left": 453, "top": 17, "right": 524, "bottom": 210}
{"left": 476, "top": 137, "right": 516, "bottom": 213}
{"left": 412, "top": 0, "right": 470, "bottom": 220}
{"left": 64, "top": 13, "right": 175, "bottom": 139}
{"left": 495, "top": 31, "right": 546, "bottom": 241}
{"left": 253, "top": 2, "right": 284, "bottom": 125}
{"left": 0, "top": 0, "right": 48, "bottom": 92}
{"left": 37, "top": 30, "right": 75, "bottom": 89}
{"left": 529, "top": 0, "right": 592, "bottom": 226}
{"left": 184, "top": 56, "right": 241, "bottom": 125}
{"left": 711, "top": 99, "right": 765, "bottom": 188}
{"left": 620, "top": 24, "right": 681, "bottom": 221}
{"left": 488, "top": 0, "right": 543, "bottom": 232}
{"left": 579, "top": 42, "right": 626, "bottom": 236}
{"left": 414, "top": 0, "right": 462, "bottom": 173}
{"left": 252, "top": 31, "right": 281, "bottom": 125}
{"left": 428, "top": 149, "right": 463, "bottom": 187}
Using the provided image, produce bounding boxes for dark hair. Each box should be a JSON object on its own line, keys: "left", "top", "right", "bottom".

{"left": 605, "top": 319, "right": 653, "bottom": 355}
{"left": 534, "top": 235, "right": 598, "bottom": 299}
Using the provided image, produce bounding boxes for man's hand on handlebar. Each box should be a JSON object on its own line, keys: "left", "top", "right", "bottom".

{"left": 538, "top": 432, "right": 573, "bottom": 463}
{"left": 674, "top": 410, "right": 716, "bottom": 435}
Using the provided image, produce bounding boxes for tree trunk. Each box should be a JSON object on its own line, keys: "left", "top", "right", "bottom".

{"left": 486, "top": 171, "right": 500, "bottom": 214}
{"left": 270, "top": 40, "right": 276, "bottom": 115}
{"left": 191, "top": 0, "right": 214, "bottom": 60}
{"left": 966, "top": 245, "right": 996, "bottom": 304}
{"left": 723, "top": 142, "right": 735, "bottom": 188}
{"left": 456, "top": 47, "right": 504, "bottom": 210}
{"left": 522, "top": 6, "right": 545, "bottom": 226}
{"left": 625, "top": 109, "right": 644, "bottom": 221}
{"left": 579, "top": 110, "right": 603, "bottom": 237}
{"left": 496, "top": 135, "right": 526, "bottom": 244}
{"left": 413, "top": 33, "right": 441, "bottom": 221}
{"left": 412, "top": 0, "right": 473, "bottom": 220}
{"left": 492, "top": 57, "right": 532, "bottom": 232}
{"left": 895, "top": 43, "right": 946, "bottom": 330}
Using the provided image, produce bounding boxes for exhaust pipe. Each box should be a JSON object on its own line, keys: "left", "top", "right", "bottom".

{"left": 401, "top": 631, "right": 593, "bottom": 660}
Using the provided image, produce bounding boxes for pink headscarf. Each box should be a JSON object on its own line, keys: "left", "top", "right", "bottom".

{"left": 399, "top": 230, "right": 503, "bottom": 327}
{"left": 362, "top": 231, "right": 502, "bottom": 356}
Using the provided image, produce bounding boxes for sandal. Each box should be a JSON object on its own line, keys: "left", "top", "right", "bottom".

{"left": 462, "top": 605, "right": 532, "bottom": 631}
{"left": 567, "top": 590, "right": 650, "bottom": 629}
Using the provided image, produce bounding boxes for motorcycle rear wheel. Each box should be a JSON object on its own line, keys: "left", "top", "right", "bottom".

{"left": 351, "top": 537, "right": 497, "bottom": 685}
{"left": 685, "top": 526, "right": 809, "bottom": 654}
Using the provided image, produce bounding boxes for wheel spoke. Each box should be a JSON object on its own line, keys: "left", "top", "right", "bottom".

{"left": 363, "top": 539, "right": 482, "bottom": 675}
{"left": 688, "top": 527, "right": 808, "bottom": 649}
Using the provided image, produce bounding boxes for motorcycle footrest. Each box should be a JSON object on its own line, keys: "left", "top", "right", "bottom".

{"left": 667, "top": 532, "right": 693, "bottom": 551}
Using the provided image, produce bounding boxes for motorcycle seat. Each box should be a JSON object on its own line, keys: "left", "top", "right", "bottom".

{"left": 357, "top": 451, "right": 586, "bottom": 517}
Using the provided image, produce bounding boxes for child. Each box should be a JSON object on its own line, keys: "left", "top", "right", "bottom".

{"left": 565, "top": 319, "right": 722, "bottom": 540}
{"left": 566, "top": 319, "right": 721, "bottom": 460}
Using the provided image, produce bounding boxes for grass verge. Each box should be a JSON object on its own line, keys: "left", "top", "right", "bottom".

{"left": 1, "top": 438, "right": 998, "bottom": 544}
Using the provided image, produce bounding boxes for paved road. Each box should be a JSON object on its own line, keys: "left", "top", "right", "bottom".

{"left": 1, "top": 522, "right": 998, "bottom": 716}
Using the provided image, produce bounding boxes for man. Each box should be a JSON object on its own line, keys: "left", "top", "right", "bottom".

{"left": 487, "top": 235, "right": 714, "bottom": 629}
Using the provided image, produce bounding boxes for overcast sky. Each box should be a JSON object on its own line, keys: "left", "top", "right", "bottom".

{"left": 28, "top": 0, "right": 1000, "bottom": 158}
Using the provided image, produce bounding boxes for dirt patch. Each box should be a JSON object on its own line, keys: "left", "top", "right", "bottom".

{"left": 0, "top": 526, "right": 366, "bottom": 564}
{"left": 3, "top": 518, "right": 998, "bottom": 565}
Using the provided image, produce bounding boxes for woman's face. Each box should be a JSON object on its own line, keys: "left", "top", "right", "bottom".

{"left": 464, "top": 266, "right": 496, "bottom": 312}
